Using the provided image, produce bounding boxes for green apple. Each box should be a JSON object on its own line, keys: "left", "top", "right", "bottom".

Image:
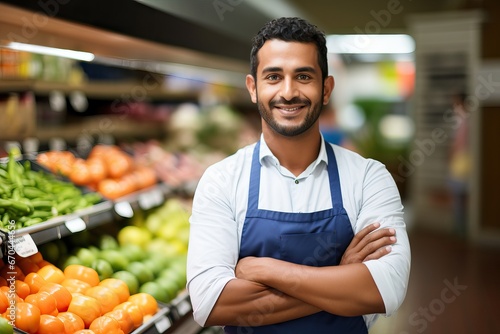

{"left": 76, "top": 247, "right": 97, "bottom": 266}
{"left": 99, "top": 249, "right": 129, "bottom": 271}
{"left": 126, "top": 261, "right": 155, "bottom": 286}
{"left": 112, "top": 270, "right": 139, "bottom": 295}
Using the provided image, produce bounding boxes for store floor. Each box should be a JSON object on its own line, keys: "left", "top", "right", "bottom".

{"left": 370, "top": 228, "right": 500, "bottom": 334}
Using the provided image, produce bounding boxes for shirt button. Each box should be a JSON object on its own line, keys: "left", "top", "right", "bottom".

{"left": 295, "top": 179, "right": 299, "bottom": 184}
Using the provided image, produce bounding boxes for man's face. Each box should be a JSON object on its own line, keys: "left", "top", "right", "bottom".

{"left": 246, "top": 39, "right": 334, "bottom": 137}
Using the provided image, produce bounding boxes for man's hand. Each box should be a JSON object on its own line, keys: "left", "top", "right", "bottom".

{"left": 235, "top": 256, "right": 269, "bottom": 282}
{"left": 340, "top": 223, "right": 396, "bottom": 265}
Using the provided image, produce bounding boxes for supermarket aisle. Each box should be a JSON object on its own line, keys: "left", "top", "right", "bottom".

{"left": 370, "top": 228, "right": 500, "bottom": 334}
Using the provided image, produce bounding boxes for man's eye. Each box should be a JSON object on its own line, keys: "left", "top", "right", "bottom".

{"left": 266, "top": 75, "right": 280, "bottom": 81}
{"left": 297, "top": 74, "right": 310, "bottom": 80}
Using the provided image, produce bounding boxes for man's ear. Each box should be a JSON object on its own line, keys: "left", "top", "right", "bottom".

{"left": 246, "top": 74, "right": 257, "bottom": 103}
{"left": 323, "top": 75, "right": 335, "bottom": 105}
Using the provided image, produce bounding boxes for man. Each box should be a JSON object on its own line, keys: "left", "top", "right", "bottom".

{"left": 187, "top": 17, "right": 411, "bottom": 333}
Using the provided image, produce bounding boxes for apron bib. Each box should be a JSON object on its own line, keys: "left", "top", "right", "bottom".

{"left": 225, "top": 141, "right": 367, "bottom": 334}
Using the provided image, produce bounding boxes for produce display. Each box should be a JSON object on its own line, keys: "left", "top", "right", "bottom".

{"left": 0, "top": 138, "right": 199, "bottom": 333}
{"left": 36, "top": 145, "right": 158, "bottom": 199}
{"left": 128, "top": 140, "right": 206, "bottom": 188}
{"left": 0, "top": 151, "right": 102, "bottom": 230}
{"left": 40, "top": 198, "right": 190, "bottom": 306}
{"left": 0, "top": 251, "right": 159, "bottom": 334}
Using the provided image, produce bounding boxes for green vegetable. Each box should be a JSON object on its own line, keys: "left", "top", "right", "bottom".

{"left": 0, "top": 148, "right": 102, "bottom": 230}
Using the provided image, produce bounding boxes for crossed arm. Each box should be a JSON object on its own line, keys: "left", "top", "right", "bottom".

{"left": 205, "top": 223, "right": 396, "bottom": 327}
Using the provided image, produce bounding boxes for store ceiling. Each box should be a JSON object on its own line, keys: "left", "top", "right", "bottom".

{"left": 0, "top": 0, "right": 475, "bottom": 85}
{"left": 134, "top": 0, "right": 471, "bottom": 40}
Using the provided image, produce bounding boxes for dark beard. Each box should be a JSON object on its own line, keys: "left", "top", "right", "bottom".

{"left": 256, "top": 90, "right": 324, "bottom": 137}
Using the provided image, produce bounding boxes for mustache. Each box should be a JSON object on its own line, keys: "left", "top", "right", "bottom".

{"left": 269, "top": 97, "right": 310, "bottom": 108}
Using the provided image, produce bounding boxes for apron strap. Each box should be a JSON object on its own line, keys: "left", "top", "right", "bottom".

{"left": 325, "top": 140, "right": 344, "bottom": 210}
{"left": 247, "top": 140, "right": 345, "bottom": 211}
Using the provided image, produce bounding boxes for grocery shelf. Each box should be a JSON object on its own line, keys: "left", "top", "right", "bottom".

{"left": 0, "top": 79, "right": 199, "bottom": 101}
{"left": 133, "top": 303, "right": 176, "bottom": 334}
{"left": 5, "top": 182, "right": 177, "bottom": 257}
{"left": 169, "top": 290, "right": 193, "bottom": 321}
{"left": 15, "top": 200, "right": 114, "bottom": 244}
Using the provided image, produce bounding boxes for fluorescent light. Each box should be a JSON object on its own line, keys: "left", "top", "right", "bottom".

{"left": 7, "top": 42, "right": 94, "bottom": 62}
{"left": 327, "top": 34, "right": 415, "bottom": 54}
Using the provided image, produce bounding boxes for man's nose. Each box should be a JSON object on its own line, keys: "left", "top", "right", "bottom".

{"left": 279, "top": 78, "right": 299, "bottom": 101}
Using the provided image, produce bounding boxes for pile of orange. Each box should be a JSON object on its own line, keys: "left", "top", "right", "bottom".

{"left": 36, "top": 145, "right": 158, "bottom": 200}
{"left": 0, "top": 252, "right": 158, "bottom": 334}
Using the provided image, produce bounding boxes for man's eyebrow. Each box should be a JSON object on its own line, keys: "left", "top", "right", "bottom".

{"left": 261, "top": 66, "right": 317, "bottom": 74}
{"left": 262, "top": 66, "right": 283, "bottom": 74}
{"left": 295, "top": 66, "right": 316, "bottom": 73}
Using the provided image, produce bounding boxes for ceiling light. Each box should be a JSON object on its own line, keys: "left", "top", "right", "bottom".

{"left": 7, "top": 42, "right": 94, "bottom": 62}
{"left": 327, "top": 34, "right": 415, "bottom": 54}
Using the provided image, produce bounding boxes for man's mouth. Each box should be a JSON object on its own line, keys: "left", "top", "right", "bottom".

{"left": 277, "top": 106, "right": 303, "bottom": 111}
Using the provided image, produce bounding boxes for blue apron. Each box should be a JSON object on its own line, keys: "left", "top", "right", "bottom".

{"left": 225, "top": 140, "right": 367, "bottom": 334}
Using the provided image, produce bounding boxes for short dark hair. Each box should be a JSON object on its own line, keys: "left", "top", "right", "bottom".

{"left": 250, "top": 17, "right": 328, "bottom": 80}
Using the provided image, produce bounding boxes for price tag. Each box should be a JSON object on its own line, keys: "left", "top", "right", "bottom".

{"left": 14, "top": 234, "right": 38, "bottom": 257}
{"left": 154, "top": 315, "right": 172, "bottom": 332}
{"left": 138, "top": 188, "right": 164, "bottom": 210}
{"left": 114, "top": 202, "right": 134, "bottom": 218}
{"left": 65, "top": 217, "right": 86, "bottom": 233}
{"left": 176, "top": 298, "right": 192, "bottom": 317}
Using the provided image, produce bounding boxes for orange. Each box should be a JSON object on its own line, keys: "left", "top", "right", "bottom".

{"left": 74, "top": 330, "right": 97, "bottom": 334}
{"left": 98, "top": 178, "right": 125, "bottom": 200}
{"left": 0, "top": 290, "right": 8, "bottom": 313}
{"left": 69, "top": 159, "right": 92, "bottom": 186}
{"left": 37, "top": 264, "right": 65, "bottom": 284}
{"left": 128, "top": 293, "right": 158, "bottom": 317}
{"left": 105, "top": 308, "right": 134, "bottom": 334}
{"left": 0, "top": 286, "right": 22, "bottom": 304}
{"left": 57, "top": 311, "right": 85, "bottom": 334}
{"left": 89, "top": 315, "right": 124, "bottom": 334}
{"left": 85, "top": 285, "right": 120, "bottom": 314}
{"left": 67, "top": 294, "right": 102, "bottom": 328}
{"left": 12, "top": 302, "right": 41, "bottom": 334}
{"left": 113, "top": 301, "right": 143, "bottom": 329}
{"left": 38, "top": 282, "right": 72, "bottom": 312}
{"left": 27, "top": 252, "right": 44, "bottom": 264}
{"left": 0, "top": 276, "right": 7, "bottom": 287}
{"left": 60, "top": 278, "right": 92, "bottom": 295}
{"left": 17, "top": 258, "right": 40, "bottom": 275}
{"left": 15, "top": 280, "right": 30, "bottom": 299}
{"left": 99, "top": 278, "right": 130, "bottom": 303}
{"left": 37, "top": 260, "right": 53, "bottom": 268}
{"left": 64, "top": 264, "right": 100, "bottom": 287}
{"left": 24, "top": 272, "right": 48, "bottom": 294}
{"left": 87, "top": 157, "right": 108, "bottom": 183}
{"left": 25, "top": 292, "right": 58, "bottom": 316}
{"left": 37, "top": 314, "right": 65, "bottom": 334}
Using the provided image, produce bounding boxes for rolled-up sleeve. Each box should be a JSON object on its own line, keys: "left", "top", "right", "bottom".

{"left": 356, "top": 160, "right": 411, "bottom": 316}
{"left": 186, "top": 163, "right": 240, "bottom": 326}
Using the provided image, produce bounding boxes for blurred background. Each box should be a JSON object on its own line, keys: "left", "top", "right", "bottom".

{"left": 0, "top": 0, "right": 499, "bottom": 333}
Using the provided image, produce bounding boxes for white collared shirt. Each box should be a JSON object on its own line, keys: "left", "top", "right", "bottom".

{"left": 187, "top": 135, "right": 411, "bottom": 328}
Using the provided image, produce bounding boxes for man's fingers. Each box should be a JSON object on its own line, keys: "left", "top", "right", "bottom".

{"left": 358, "top": 222, "right": 381, "bottom": 239}
{"left": 364, "top": 245, "right": 393, "bottom": 262}
{"left": 360, "top": 235, "right": 396, "bottom": 259}
{"left": 351, "top": 226, "right": 396, "bottom": 253}
{"left": 341, "top": 227, "right": 397, "bottom": 265}
{"left": 349, "top": 223, "right": 381, "bottom": 248}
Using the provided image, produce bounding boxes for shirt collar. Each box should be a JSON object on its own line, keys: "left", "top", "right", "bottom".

{"left": 258, "top": 134, "right": 329, "bottom": 168}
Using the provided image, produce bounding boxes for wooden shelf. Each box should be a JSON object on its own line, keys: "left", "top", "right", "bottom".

{"left": 0, "top": 79, "right": 200, "bottom": 101}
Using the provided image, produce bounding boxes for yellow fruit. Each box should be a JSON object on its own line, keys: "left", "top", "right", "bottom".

{"left": 117, "top": 226, "right": 152, "bottom": 248}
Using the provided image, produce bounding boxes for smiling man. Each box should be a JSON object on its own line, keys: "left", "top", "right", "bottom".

{"left": 187, "top": 17, "right": 411, "bottom": 333}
